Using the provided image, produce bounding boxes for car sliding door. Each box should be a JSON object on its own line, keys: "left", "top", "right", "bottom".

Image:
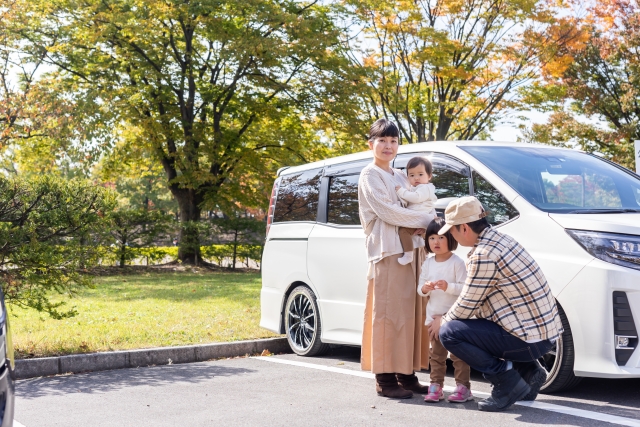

{"left": 306, "top": 160, "right": 369, "bottom": 346}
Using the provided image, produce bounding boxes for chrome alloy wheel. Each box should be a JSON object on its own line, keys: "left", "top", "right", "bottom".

{"left": 287, "top": 292, "right": 317, "bottom": 352}
{"left": 538, "top": 305, "right": 583, "bottom": 393}
{"left": 539, "top": 336, "right": 562, "bottom": 387}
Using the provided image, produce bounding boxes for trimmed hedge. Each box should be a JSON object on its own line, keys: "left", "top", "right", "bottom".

{"left": 99, "top": 245, "right": 262, "bottom": 268}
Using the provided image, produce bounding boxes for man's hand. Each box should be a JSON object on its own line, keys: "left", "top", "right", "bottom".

{"left": 413, "top": 228, "right": 426, "bottom": 235}
{"left": 395, "top": 185, "right": 401, "bottom": 191}
{"left": 434, "top": 280, "right": 448, "bottom": 292}
{"left": 421, "top": 281, "right": 436, "bottom": 294}
{"left": 429, "top": 315, "right": 442, "bottom": 341}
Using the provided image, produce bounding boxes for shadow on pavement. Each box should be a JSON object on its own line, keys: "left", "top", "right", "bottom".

{"left": 394, "top": 391, "right": 603, "bottom": 427}
{"left": 536, "top": 377, "right": 640, "bottom": 421}
{"left": 323, "top": 345, "right": 362, "bottom": 361}
{"left": 16, "top": 362, "right": 255, "bottom": 400}
{"left": 318, "top": 345, "right": 640, "bottom": 422}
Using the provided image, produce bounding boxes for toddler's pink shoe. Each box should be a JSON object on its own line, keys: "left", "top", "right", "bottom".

{"left": 423, "top": 384, "right": 444, "bottom": 402}
{"left": 447, "top": 384, "right": 473, "bottom": 403}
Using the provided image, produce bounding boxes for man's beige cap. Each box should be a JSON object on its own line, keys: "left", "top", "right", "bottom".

{"left": 438, "top": 196, "right": 487, "bottom": 235}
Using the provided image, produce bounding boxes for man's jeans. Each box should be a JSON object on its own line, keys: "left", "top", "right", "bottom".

{"left": 439, "top": 319, "right": 554, "bottom": 376}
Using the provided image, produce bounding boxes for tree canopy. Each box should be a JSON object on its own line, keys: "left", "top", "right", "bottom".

{"left": 13, "top": 0, "right": 355, "bottom": 262}
{"left": 345, "top": 0, "right": 580, "bottom": 142}
{"left": 520, "top": 0, "right": 640, "bottom": 169}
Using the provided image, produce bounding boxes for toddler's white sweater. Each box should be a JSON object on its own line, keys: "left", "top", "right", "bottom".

{"left": 417, "top": 254, "right": 467, "bottom": 325}
{"left": 396, "top": 182, "right": 437, "bottom": 213}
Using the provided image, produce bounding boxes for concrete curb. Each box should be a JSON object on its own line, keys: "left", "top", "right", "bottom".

{"left": 15, "top": 337, "right": 290, "bottom": 380}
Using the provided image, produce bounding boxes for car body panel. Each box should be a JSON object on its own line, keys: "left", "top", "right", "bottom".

{"left": 557, "top": 258, "right": 640, "bottom": 377}
{"left": 260, "top": 222, "right": 317, "bottom": 334}
{"left": 307, "top": 224, "right": 367, "bottom": 345}
{"left": 549, "top": 213, "right": 640, "bottom": 235}
{"left": 0, "top": 292, "right": 14, "bottom": 426}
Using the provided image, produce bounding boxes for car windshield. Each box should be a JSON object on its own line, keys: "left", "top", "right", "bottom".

{"left": 461, "top": 146, "right": 640, "bottom": 213}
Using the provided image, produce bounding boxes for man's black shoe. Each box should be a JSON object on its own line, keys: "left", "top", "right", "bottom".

{"left": 514, "top": 361, "right": 547, "bottom": 401}
{"left": 478, "top": 369, "right": 531, "bottom": 412}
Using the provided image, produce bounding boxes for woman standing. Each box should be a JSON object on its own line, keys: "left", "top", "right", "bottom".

{"left": 358, "top": 119, "right": 436, "bottom": 399}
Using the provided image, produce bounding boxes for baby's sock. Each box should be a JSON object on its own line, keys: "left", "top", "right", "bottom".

{"left": 398, "top": 251, "right": 414, "bottom": 265}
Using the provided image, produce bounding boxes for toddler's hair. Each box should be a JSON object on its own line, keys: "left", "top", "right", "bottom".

{"left": 368, "top": 119, "right": 399, "bottom": 140}
{"left": 406, "top": 156, "right": 433, "bottom": 176}
{"left": 425, "top": 217, "right": 458, "bottom": 254}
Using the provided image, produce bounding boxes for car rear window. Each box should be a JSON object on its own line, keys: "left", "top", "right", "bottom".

{"left": 273, "top": 168, "right": 322, "bottom": 222}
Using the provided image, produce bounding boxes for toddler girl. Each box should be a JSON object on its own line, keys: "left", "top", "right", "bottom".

{"left": 418, "top": 217, "right": 473, "bottom": 403}
{"left": 394, "top": 157, "right": 437, "bottom": 265}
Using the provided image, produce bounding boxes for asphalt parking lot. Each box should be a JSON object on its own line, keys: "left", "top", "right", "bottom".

{"left": 14, "top": 346, "right": 640, "bottom": 427}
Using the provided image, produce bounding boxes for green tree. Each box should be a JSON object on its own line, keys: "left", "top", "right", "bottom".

{"left": 17, "top": 0, "right": 351, "bottom": 263}
{"left": 105, "top": 208, "right": 174, "bottom": 268}
{"left": 97, "top": 151, "right": 179, "bottom": 215}
{"left": 209, "top": 212, "right": 265, "bottom": 269}
{"left": 0, "top": 176, "right": 114, "bottom": 318}
{"left": 0, "top": 1, "right": 111, "bottom": 178}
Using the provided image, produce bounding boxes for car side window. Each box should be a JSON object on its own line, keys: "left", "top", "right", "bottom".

{"left": 327, "top": 174, "right": 360, "bottom": 225}
{"left": 473, "top": 172, "right": 519, "bottom": 225}
{"left": 273, "top": 168, "right": 322, "bottom": 222}
{"left": 394, "top": 152, "right": 471, "bottom": 205}
{"left": 429, "top": 155, "right": 471, "bottom": 200}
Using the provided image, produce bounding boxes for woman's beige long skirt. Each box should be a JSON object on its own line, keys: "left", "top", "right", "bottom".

{"left": 361, "top": 248, "right": 430, "bottom": 375}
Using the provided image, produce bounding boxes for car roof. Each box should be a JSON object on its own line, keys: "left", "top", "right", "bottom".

{"left": 278, "top": 140, "right": 571, "bottom": 176}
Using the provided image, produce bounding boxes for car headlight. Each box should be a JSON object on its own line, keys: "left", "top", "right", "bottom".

{"left": 567, "top": 229, "right": 640, "bottom": 271}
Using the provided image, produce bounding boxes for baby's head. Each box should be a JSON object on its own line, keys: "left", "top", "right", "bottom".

{"left": 405, "top": 157, "right": 433, "bottom": 187}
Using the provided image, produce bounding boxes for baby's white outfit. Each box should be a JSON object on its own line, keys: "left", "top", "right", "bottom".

{"left": 396, "top": 183, "right": 437, "bottom": 214}
{"left": 417, "top": 254, "right": 467, "bottom": 325}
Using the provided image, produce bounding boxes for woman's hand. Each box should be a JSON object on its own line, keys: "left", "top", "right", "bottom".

{"left": 421, "top": 281, "right": 435, "bottom": 294}
{"left": 434, "top": 280, "right": 448, "bottom": 292}
{"left": 413, "top": 228, "right": 426, "bottom": 235}
{"left": 395, "top": 185, "right": 401, "bottom": 191}
{"left": 429, "top": 315, "right": 442, "bottom": 341}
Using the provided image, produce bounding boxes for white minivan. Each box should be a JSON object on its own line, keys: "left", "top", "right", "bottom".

{"left": 260, "top": 141, "right": 640, "bottom": 393}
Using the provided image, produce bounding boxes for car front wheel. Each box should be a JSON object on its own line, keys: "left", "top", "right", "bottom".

{"left": 539, "top": 305, "right": 583, "bottom": 393}
{"left": 284, "top": 286, "right": 329, "bottom": 357}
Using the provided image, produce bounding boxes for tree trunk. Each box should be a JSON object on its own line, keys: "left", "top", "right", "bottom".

{"left": 436, "top": 113, "right": 453, "bottom": 141}
{"left": 119, "top": 240, "right": 127, "bottom": 268}
{"left": 232, "top": 226, "right": 238, "bottom": 270}
{"left": 416, "top": 116, "right": 427, "bottom": 142}
{"left": 174, "top": 189, "right": 203, "bottom": 264}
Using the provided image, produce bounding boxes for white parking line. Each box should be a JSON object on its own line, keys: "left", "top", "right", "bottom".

{"left": 14, "top": 420, "right": 27, "bottom": 427}
{"left": 253, "top": 356, "right": 640, "bottom": 427}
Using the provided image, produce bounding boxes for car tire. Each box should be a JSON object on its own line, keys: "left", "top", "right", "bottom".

{"left": 284, "top": 286, "right": 329, "bottom": 357}
{"left": 539, "top": 304, "right": 583, "bottom": 393}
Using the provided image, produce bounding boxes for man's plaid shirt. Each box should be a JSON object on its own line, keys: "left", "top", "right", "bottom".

{"left": 443, "top": 227, "right": 563, "bottom": 342}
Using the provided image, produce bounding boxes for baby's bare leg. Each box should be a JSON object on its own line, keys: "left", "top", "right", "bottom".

{"left": 398, "top": 227, "right": 416, "bottom": 252}
{"left": 397, "top": 227, "right": 415, "bottom": 265}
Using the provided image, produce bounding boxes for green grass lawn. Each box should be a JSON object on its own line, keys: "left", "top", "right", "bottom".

{"left": 9, "top": 270, "right": 280, "bottom": 358}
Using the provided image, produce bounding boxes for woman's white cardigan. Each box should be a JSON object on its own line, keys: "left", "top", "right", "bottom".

{"left": 358, "top": 163, "right": 434, "bottom": 264}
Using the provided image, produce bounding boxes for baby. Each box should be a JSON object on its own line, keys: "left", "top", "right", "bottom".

{"left": 394, "top": 156, "right": 437, "bottom": 265}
